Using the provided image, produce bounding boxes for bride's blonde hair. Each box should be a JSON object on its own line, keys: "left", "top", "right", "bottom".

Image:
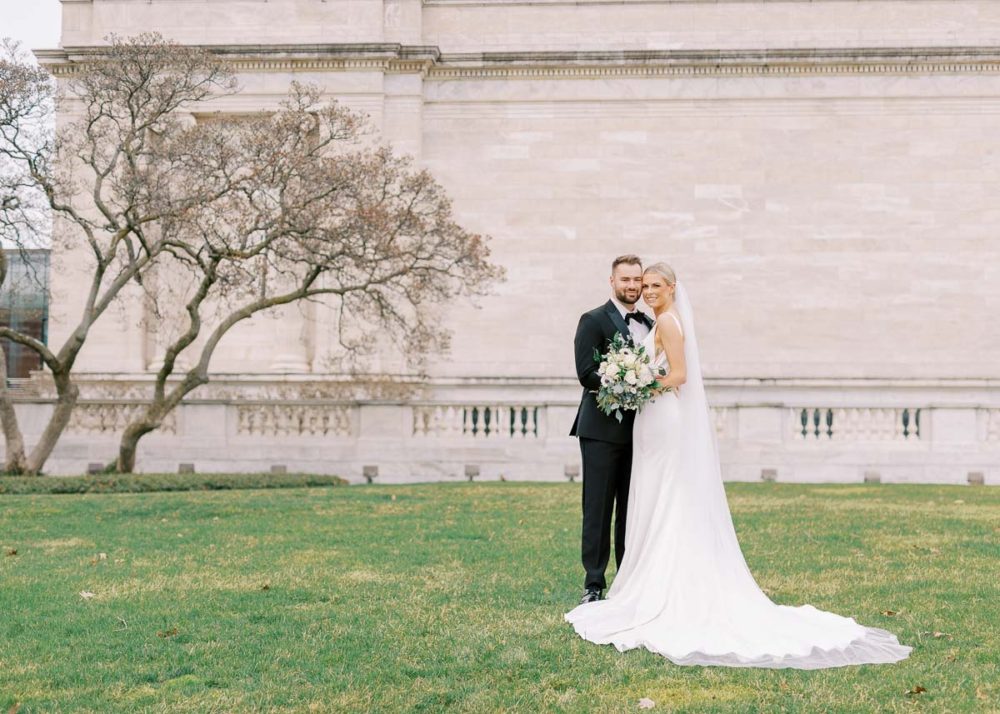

{"left": 643, "top": 262, "right": 677, "bottom": 286}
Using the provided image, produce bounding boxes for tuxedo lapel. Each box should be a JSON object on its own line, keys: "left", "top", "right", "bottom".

{"left": 603, "top": 300, "right": 631, "bottom": 341}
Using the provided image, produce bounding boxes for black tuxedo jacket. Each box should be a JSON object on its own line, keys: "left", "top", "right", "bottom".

{"left": 570, "top": 300, "right": 649, "bottom": 444}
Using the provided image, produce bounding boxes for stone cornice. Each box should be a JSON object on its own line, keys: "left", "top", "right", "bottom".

{"left": 35, "top": 44, "right": 1000, "bottom": 79}
{"left": 35, "top": 43, "right": 442, "bottom": 77}
{"left": 435, "top": 46, "right": 1000, "bottom": 78}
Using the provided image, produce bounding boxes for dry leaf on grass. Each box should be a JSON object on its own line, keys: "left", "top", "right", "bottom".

{"left": 9, "top": 702, "right": 22, "bottom": 714}
{"left": 638, "top": 698, "right": 655, "bottom": 709}
{"left": 881, "top": 610, "right": 897, "bottom": 617}
{"left": 5, "top": 548, "right": 16, "bottom": 557}
{"left": 79, "top": 591, "right": 96, "bottom": 600}
{"left": 261, "top": 583, "right": 271, "bottom": 591}
{"left": 157, "top": 627, "right": 179, "bottom": 638}
{"left": 905, "top": 686, "right": 927, "bottom": 697}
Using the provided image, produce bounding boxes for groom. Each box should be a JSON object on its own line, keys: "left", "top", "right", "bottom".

{"left": 571, "top": 254, "right": 652, "bottom": 604}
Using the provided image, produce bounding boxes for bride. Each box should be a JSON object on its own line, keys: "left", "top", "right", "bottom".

{"left": 565, "top": 263, "right": 911, "bottom": 669}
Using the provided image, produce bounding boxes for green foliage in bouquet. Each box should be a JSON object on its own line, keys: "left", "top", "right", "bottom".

{"left": 592, "top": 332, "right": 664, "bottom": 423}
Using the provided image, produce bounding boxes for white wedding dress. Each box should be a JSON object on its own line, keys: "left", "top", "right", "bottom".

{"left": 565, "top": 284, "right": 911, "bottom": 669}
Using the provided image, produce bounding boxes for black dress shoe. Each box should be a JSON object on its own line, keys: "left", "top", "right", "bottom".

{"left": 580, "top": 587, "right": 603, "bottom": 604}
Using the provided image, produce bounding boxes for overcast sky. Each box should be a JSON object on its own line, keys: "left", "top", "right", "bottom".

{"left": 1, "top": 0, "right": 63, "bottom": 58}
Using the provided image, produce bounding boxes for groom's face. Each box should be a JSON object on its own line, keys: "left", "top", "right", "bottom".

{"left": 610, "top": 263, "right": 643, "bottom": 306}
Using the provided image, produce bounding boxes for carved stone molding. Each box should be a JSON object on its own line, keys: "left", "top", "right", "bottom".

{"left": 68, "top": 403, "right": 178, "bottom": 435}
{"left": 236, "top": 403, "right": 355, "bottom": 437}
{"left": 36, "top": 44, "right": 1000, "bottom": 80}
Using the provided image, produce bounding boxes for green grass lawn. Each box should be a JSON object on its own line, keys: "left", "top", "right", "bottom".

{"left": 1, "top": 483, "right": 997, "bottom": 713}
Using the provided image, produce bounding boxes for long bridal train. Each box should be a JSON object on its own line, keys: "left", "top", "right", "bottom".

{"left": 565, "top": 283, "right": 911, "bottom": 669}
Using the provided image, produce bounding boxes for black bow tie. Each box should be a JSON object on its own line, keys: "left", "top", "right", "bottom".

{"left": 624, "top": 312, "right": 646, "bottom": 325}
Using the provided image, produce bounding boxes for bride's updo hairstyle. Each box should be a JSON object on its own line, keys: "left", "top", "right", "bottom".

{"left": 643, "top": 262, "right": 677, "bottom": 287}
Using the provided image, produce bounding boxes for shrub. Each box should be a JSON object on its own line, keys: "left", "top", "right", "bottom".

{"left": 0, "top": 472, "right": 346, "bottom": 495}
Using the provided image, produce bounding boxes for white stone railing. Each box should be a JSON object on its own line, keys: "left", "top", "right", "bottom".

{"left": 788, "top": 407, "right": 922, "bottom": 442}
{"left": 236, "top": 403, "right": 354, "bottom": 437}
{"left": 68, "top": 403, "right": 178, "bottom": 435}
{"left": 412, "top": 404, "right": 542, "bottom": 439}
{"left": 6, "top": 375, "right": 1000, "bottom": 483}
{"left": 979, "top": 409, "right": 1000, "bottom": 443}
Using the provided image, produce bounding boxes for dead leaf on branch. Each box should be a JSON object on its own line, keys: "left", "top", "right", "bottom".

{"left": 157, "top": 627, "right": 179, "bottom": 638}
{"left": 638, "top": 698, "right": 655, "bottom": 710}
{"left": 905, "top": 686, "right": 927, "bottom": 697}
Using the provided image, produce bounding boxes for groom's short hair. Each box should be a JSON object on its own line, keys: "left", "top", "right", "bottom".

{"left": 611, "top": 254, "right": 642, "bottom": 273}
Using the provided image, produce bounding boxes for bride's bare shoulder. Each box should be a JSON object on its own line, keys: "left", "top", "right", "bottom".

{"left": 655, "top": 311, "right": 684, "bottom": 340}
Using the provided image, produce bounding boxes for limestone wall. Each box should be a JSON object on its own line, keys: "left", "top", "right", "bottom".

{"left": 44, "top": 1, "right": 1000, "bottom": 380}
{"left": 23, "top": 0, "right": 1000, "bottom": 479}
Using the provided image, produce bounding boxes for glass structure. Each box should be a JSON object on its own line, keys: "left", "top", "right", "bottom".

{"left": 0, "top": 249, "right": 50, "bottom": 381}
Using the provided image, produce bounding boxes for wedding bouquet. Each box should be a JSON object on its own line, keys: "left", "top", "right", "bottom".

{"left": 593, "top": 332, "right": 665, "bottom": 423}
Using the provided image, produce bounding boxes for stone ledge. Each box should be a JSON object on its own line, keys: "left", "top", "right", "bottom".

{"left": 36, "top": 44, "right": 1000, "bottom": 78}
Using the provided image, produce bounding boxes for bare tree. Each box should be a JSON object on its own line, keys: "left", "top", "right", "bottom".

{"left": 0, "top": 34, "right": 236, "bottom": 474}
{"left": 2, "top": 35, "right": 502, "bottom": 475}
{"left": 113, "top": 85, "right": 502, "bottom": 472}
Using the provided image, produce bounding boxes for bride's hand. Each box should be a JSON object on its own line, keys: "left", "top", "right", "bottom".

{"left": 654, "top": 377, "right": 674, "bottom": 396}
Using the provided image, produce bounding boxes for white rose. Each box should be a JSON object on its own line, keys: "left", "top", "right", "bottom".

{"left": 624, "top": 371, "right": 638, "bottom": 385}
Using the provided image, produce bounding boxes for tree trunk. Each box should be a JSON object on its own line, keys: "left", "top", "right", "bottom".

{"left": 117, "top": 371, "right": 208, "bottom": 473}
{"left": 0, "top": 345, "right": 28, "bottom": 474}
{"left": 116, "top": 419, "right": 158, "bottom": 474}
{"left": 24, "top": 372, "right": 79, "bottom": 475}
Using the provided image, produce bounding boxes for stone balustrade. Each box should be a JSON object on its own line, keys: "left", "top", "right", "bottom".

{"left": 412, "top": 404, "right": 542, "bottom": 439}
{"left": 788, "top": 407, "right": 922, "bottom": 442}
{"left": 3, "top": 375, "right": 996, "bottom": 485}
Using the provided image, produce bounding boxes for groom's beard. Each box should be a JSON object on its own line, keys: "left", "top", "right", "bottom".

{"left": 615, "top": 289, "right": 640, "bottom": 306}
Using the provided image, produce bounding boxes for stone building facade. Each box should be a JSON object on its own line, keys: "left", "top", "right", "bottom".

{"left": 18, "top": 0, "right": 1000, "bottom": 482}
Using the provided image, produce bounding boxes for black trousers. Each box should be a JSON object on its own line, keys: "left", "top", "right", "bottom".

{"left": 579, "top": 436, "right": 632, "bottom": 591}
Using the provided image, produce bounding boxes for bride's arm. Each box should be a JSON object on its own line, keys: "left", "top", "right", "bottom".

{"left": 654, "top": 314, "right": 686, "bottom": 391}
